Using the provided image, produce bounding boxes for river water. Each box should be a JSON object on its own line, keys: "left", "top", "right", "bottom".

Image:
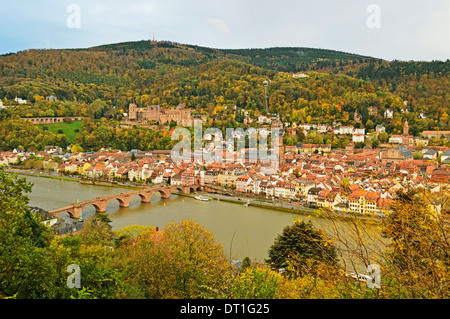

{"left": 24, "top": 174, "right": 386, "bottom": 271}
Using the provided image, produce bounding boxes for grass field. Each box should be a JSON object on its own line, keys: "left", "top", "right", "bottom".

{"left": 37, "top": 120, "right": 83, "bottom": 144}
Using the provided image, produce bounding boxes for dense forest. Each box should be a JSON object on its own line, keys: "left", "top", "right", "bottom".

{"left": 0, "top": 40, "right": 448, "bottom": 152}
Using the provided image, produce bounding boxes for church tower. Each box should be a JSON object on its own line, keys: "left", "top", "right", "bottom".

{"left": 271, "top": 117, "right": 285, "bottom": 168}
{"left": 402, "top": 120, "right": 409, "bottom": 145}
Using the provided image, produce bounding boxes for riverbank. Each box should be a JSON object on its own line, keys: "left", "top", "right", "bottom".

{"left": 6, "top": 168, "right": 143, "bottom": 190}
{"left": 175, "top": 191, "right": 382, "bottom": 226}
{"left": 6, "top": 168, "right": 80, "bottom": 182}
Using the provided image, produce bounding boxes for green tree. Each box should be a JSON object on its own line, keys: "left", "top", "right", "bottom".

{"left": 0, "top": 167, "right": 56, "bottom": 298}
{"left": 79, "top": 212, "right": 114, "bottom": 246}
{"left": 266, "top": 220, "right": 339, "bottom": 277}
{"left": 413, "top": 151, "right": 423, "bottom": 160}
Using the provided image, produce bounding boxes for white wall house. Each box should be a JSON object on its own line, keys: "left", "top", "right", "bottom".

{"left": 14, "top": 96, "right": 27, "bottom": 104}
{"left": 352, "top": 133, "right": 365, "bottom": 143}
{"left": 339, "top": 126, "right": 354, "bottom": 135}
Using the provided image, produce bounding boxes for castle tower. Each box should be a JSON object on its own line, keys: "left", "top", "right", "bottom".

{"left": 129, "top": 103, "right": 137, "bottom": 120}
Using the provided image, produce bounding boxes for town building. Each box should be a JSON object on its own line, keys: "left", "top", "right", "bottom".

{"left": 380, "top": 145, "right": 413, "bottom": 164}
{"left": 384, "top": 108, "right": 394, "bottom": 119}
{"left": 422, "top": 131, "right": 450, "bottom": 140}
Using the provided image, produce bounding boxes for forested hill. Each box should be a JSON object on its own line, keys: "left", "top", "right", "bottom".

{"left": 0, "top": 40, "right": 448, "bottom": 134}
{"left": 91, "top": 40, "right": 379, "bottom": 72}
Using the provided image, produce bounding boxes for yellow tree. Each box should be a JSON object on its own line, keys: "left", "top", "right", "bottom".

{"left": 380, "top": 190, "right": 450, "bottom": 298}
{"left": 122, "top": 220, "right": 234, "bottom": 299}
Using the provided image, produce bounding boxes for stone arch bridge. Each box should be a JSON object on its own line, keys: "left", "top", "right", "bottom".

{"left": 49, "top": 185, "right": 204, "bottom": 219}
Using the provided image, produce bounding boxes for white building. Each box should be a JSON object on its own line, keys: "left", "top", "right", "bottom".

{"left": 258, "top": 116, "right": 272, "bottom": 124}
{"left": 339, "top": 126, "right": 354, "bottom": 135}
{"left": 389, "top": 135, "right": 403, "bottom": 144}
{"left": 317, "top": 124, "right": 328, "bottom": 133}
{"left": 422, "top": 149, "right": 437, "bottom": 160}
{"left": 384, "top": 109, "right": 394, "bottom": 119}
{"left": 441, "top": 150, "right": 450, "bottom": 163}
{"left": 293, "top": 73, "right": 309, "bottom": 78}
{"left": 376, "top": 125, "right": 386, "bottom": 133}
{"left": 14, "top": 96, "right": 27, "bottom": 104}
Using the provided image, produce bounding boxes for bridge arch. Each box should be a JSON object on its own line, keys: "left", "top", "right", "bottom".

{"left": 53, "top": 210, "right": 75, "bottom": 219}
{"left": 189, "top": 186, "right": 203, "bottom": 193}
{"left": 172, "top": 186, "right": 190, "bottom": 194}
{"left": 81, "top": 202, "right": 106, "bottom": 214}
{"left": 154, "top": 188, "right": 172, "bottom": 199}
{"left": 103, "top": 196, "right": 131, "bottom": 209}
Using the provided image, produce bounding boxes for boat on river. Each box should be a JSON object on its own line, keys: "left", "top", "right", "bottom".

{"left": 195, "top": 195, "right": 210, "bottom": 201}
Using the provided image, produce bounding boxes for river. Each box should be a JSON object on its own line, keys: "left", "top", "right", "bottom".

{"left": 23, "top": 174, "right": 386, "bottom": 272}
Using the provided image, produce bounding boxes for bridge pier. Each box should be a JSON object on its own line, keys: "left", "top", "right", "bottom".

{"left": 72, "top": 207, "right": 83, "bottom": 219}
{"left": 139, "top": 193, "right": 152, "bottom": 203}
{"left": 160, "top": 190, "right": 172, "bottom": 199}
{"left": 117, "top": 196, "right": 132, "bottom": 208}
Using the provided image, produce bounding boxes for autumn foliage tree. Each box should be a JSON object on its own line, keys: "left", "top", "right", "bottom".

{"left": 120, "top": 220, "right": 234, "bottom": 298}
{"left": 380, "top": 190, "right": 450, "bottom": 298}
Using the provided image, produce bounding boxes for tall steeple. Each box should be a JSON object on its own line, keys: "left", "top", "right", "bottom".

{"left": 403, "top": 120, "right": 409, "bottom": 136}
{"left": 272, "top": 116, "right": 284, "bottom": 168}
{"left": 402, "top": 120, "right": 409, "bottom": 145}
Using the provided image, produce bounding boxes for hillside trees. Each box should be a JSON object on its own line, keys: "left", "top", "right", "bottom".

{"left": 0, "top": 43, "right": 447, "bottom": 130}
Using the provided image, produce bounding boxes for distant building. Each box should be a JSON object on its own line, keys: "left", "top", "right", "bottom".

{"left": 298, "top": 144, "right": 331, "bottom": 155}
{"left": 376, "top": 125, "right": 385, "bottom": 133}
{"left": 354, "top": 111, "right": 362, "bottom": 123}
{"left": 422, "top": 131, "right": 450, "bottom": 140}
{"left": 389, "top": 135, "right": 403, "bottom": 144}
{"left": 317, "top": 124, "right": 328, "bottom": 133}
{"left": 293, "top": 73, "right": 309, "bottom": 78}
{"left": 14, "top": 96, "right": 27, "bottom": 104}
{"left": 384, "top": 108, "right": 393, "bottom": 119}
{"left": 402, "top": 120, "right": 410, "bottom": 145}
{"left": 258, "top": 115, "right": 272, "bottom": 124}
{"left": 422, "top": 149, "right": 437, "bottom": 160}
{"left": 339, "top": 126, "right": 354, "bottom": 135}
{"left": 46, "top": 95, "right": 57, "bottom": 101}
{"left": 441, "top": 150, "right": 450, "bottom": 164}
{"left": 128, "top": 103, "right": 194, "bottom": 126}
{"left": 368, "top": 106, "right": 378, "bottom": 116}
{"left": 380, "top": 145, "right": 413, "bottom": 164}
{"left": 345, "top": 142, "right": 355, "bottom": 155}
{"left": 352, "top": 134, "right": 365, "bottom": 143}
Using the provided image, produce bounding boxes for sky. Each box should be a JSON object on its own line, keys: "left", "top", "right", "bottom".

{"left": 0, "top": 0, "right": 449, "bottom": 61}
